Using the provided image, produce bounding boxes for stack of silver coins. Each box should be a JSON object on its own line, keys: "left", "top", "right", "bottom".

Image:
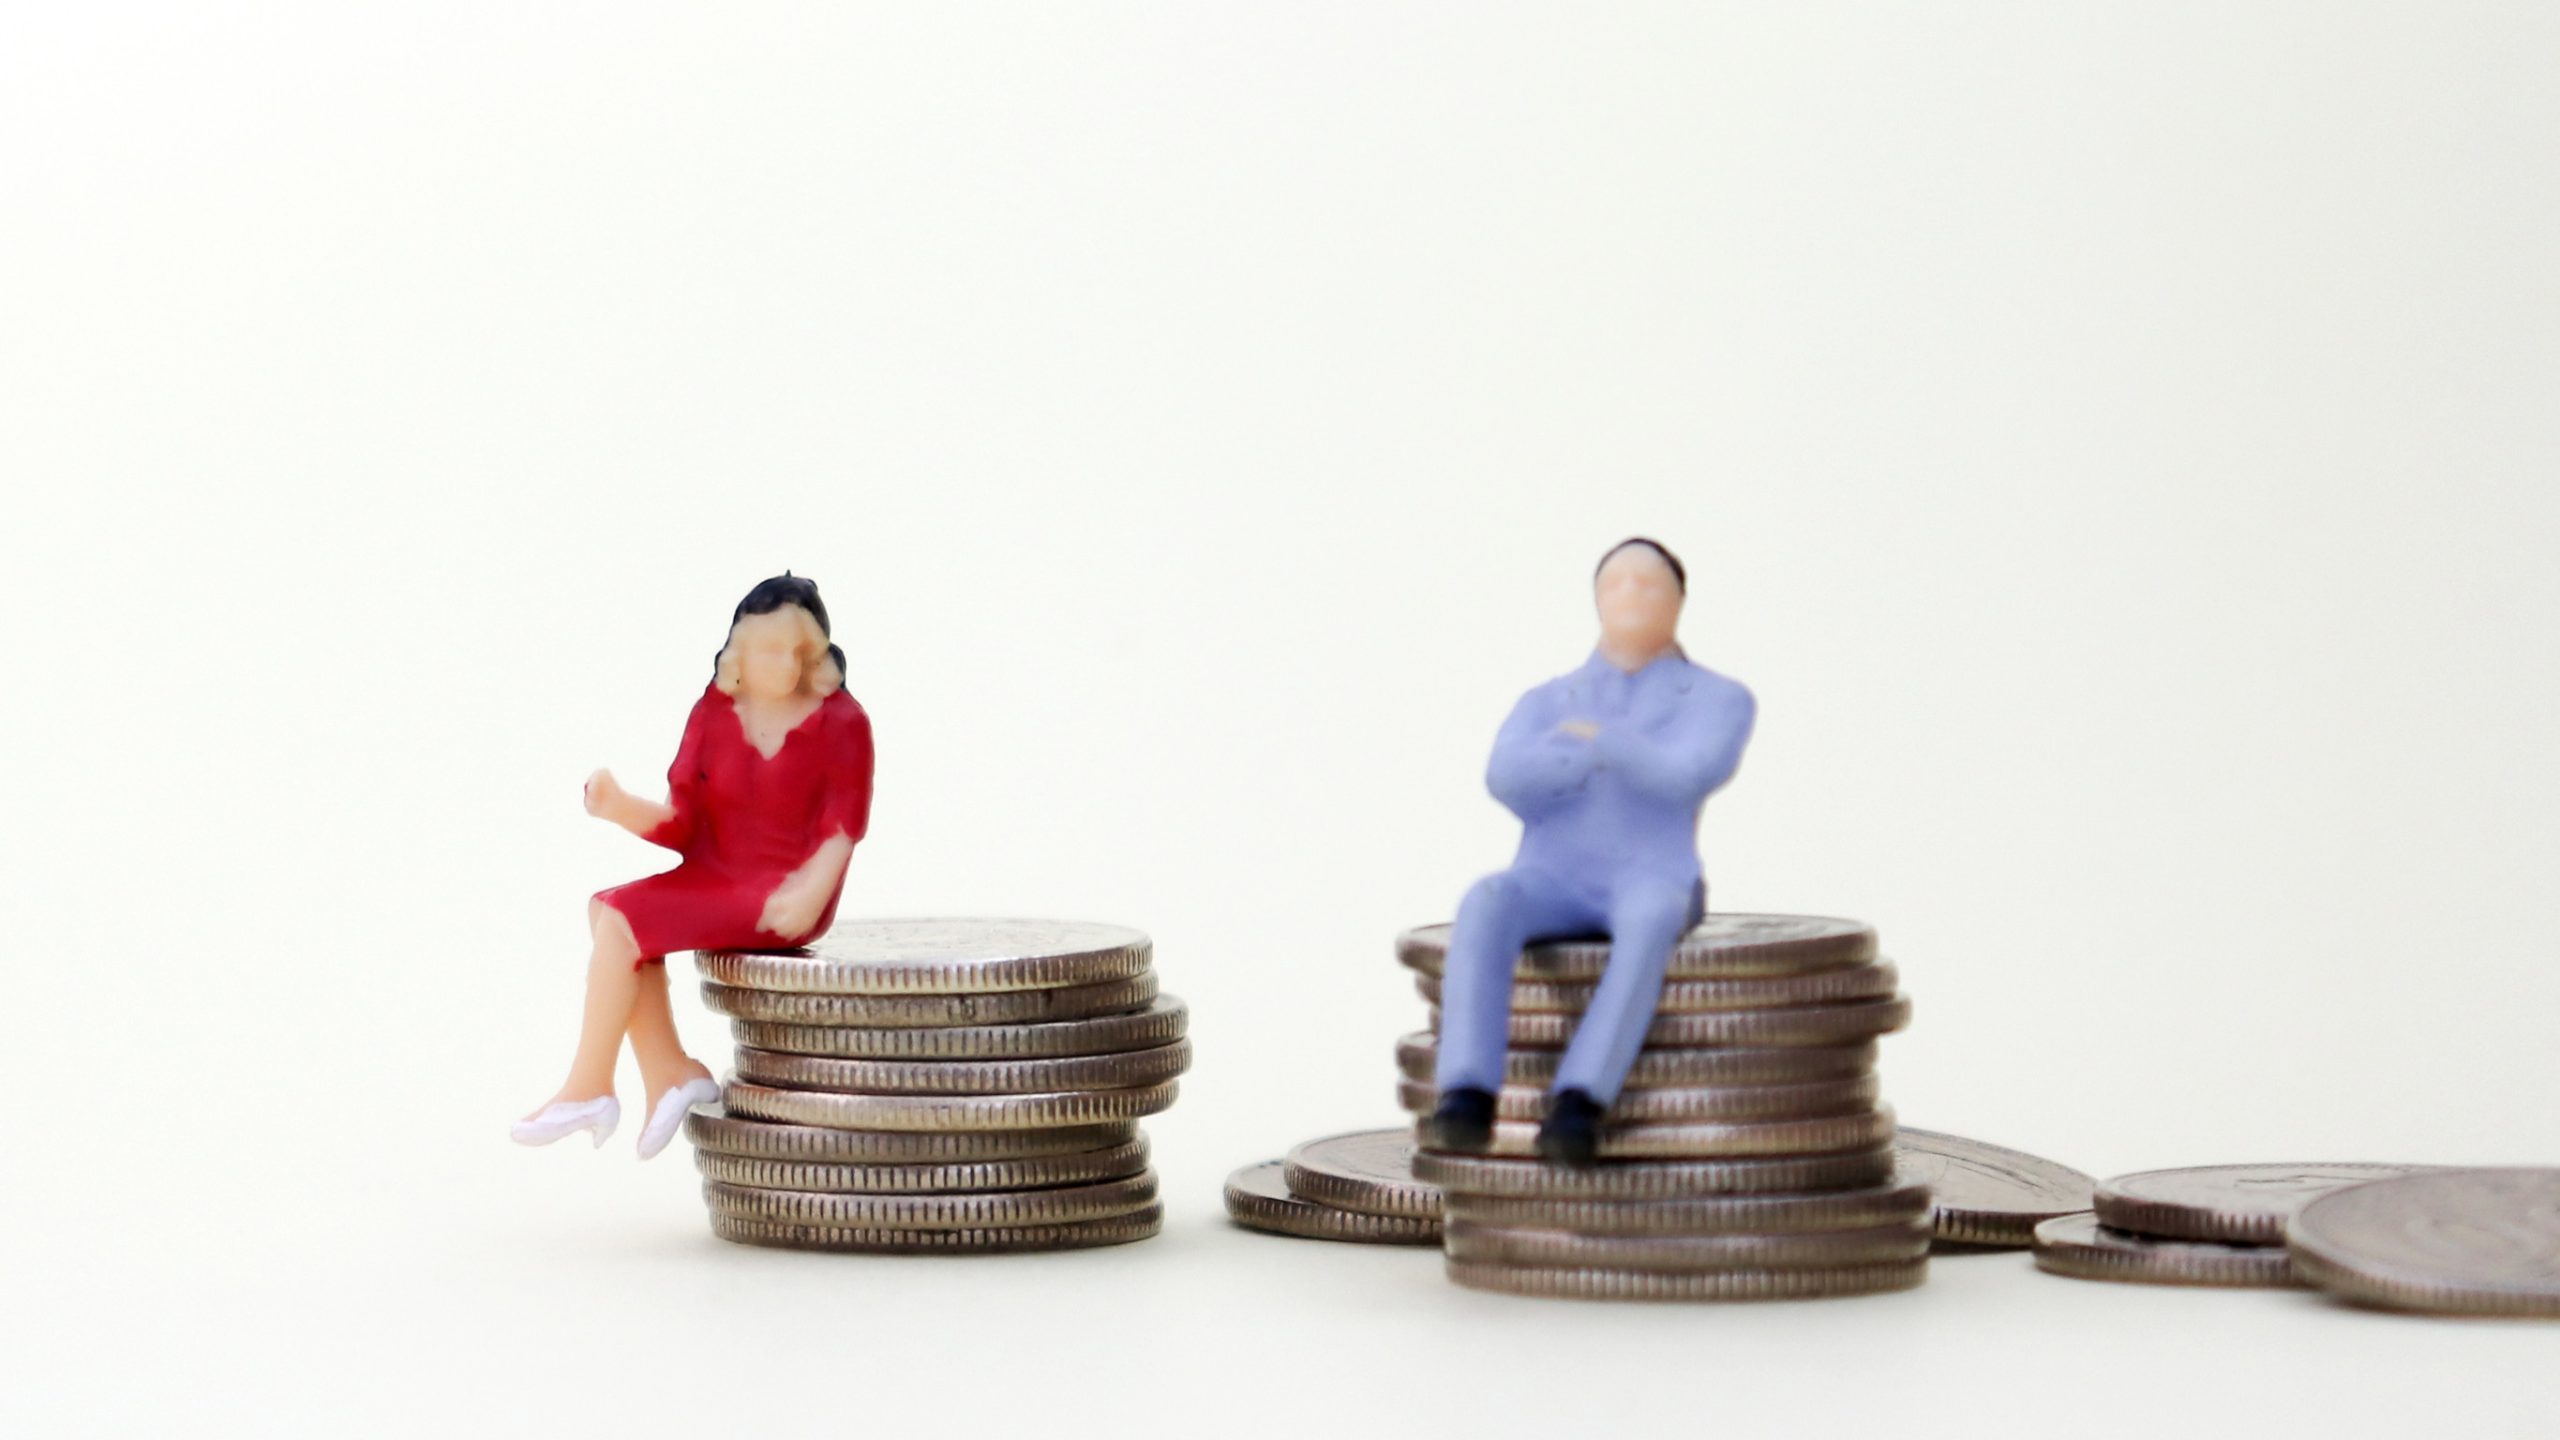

{"left": 1398, "top": 914, "right": 1930, "bottom": 1300}
{"left": 683, "top": 919, "right": 1187, "bottom": 1254}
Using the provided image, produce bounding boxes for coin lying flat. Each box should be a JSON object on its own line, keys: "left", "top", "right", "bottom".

{"left": 1415, "top": 963, "right": 1901, "bottom": 1015}
{"left": 704, "top": 1172, "right": 1160, "bottom": 1230}
{"left": 1414, "top": 1146, "right": 1898, "bottom": 1199}
{"left": 1446, "top": 1178, "right": 1932, "bottom": 1235}
{"left": 1281, "top": 1130, "right": 1442, "bottom": 1220}
{"left": 684, "top": 1107, "right": 1140, "bottom": 1163}
{"left": 731, "top": 996, "right": 1189, "bottom": 1061}
{"left": 1446, "top": 1257, "right": 1926, "bottom": 1302}
{"left": 1466, "top": 998, "right": 1910, "bottom": 1050}
{"left": 698, "top": 919, "right": 1152, "bottom": 995}
{"left": 1399, "top": 914, "right": 1879, "bottom": 981}
{"left": 1223, "top": 1161, "right": 1443, "bottom": 1245}
{"left": 2093, "top": 1163, "right": 2437, "bottom": 1244}
{"left": 1895, "top": 1129, "right": 2097, "bottom": 1247}
{"left": 1455, "top": 1108, "right": 1895, "bottom": 1161}
{"left": 711, "top": 1206, "right": 1164, "bottom": 1254}
{"left": 695, "top": 1139, "right": 1151, "bottom": 1195}
{"left": 731, "top": 1040, "right": 1192, "bottom": 1097}
{"left": 2031, "top": 1213, "right": 2300, "bottom": 1288}
{"left": 1446, "top": 1219, "right": 1931, "bottom": 1272}
{"left": 700, "top": 974, "right": 1159, "bottom": 1027}
{"left": 1395, "top": 1033, "right": 1876, "bottom": 1087}
{"left": 2286, "top": 1168, "right": 2560, "bottom": 1317}
{"left": 722, "top": 1078, "right": 1179, "bottom": 1131}
{"left": 1393, "top": 1076, "right": 1880, "bottom": 1125}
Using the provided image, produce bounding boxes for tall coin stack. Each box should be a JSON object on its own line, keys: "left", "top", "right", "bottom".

{"left": 1399, "top": 914, "right": 1928, "bottom": 1300}
{"left": 683, "top": 919, "right": 1187, "bottom": 1254}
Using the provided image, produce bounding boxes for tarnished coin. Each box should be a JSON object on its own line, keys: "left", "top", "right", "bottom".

{"left": 2287, "top": 1168, "right": 2560, "bottom": 1317}
{"left": 731, "top": 996, "right": 1189, "bottom": 1061}
{"left": 684, "top": 1106, "right": 1137, "bottom": 1163}
{"left": 711, "top": 1206, "right": 1163, "bottom": 1254}
{"left": 1399, "top": 914, "right": 1878, "bottom": 981}
{"left": 731, "top": 1040, "right": 1192, "bottom": 1096}
{"left": 1446, "top": 1257, "right": 1926, "bottom": 1302}
{"left": 704, "top": 1172, "right": 1160, "bottom": 1230}
{"left": 1415, "top": 1146, "right": 1897, "bottom": 1199}
{"left": 1454, "top": 1108, "right": 1895, "bottom": 1161}
{"left": 695, "top": 1138, "right": 1151, "bottom": 1195}
{"left": 1416, "top": 963, "right": 1900, "bottom": 1015}
{"left": 1447, "top": 1219, "right": 1930, "bottom": 1271}
{"left": 701, "top": 974, "right": 1158, "bottom": 1027}
{"left": 1281, "top": 1130, "right": 1442, "bottom": 1220}
{"left": 1396, "top": 1033, "right": 1875, "bottom": 1087}
{"left": 1463, "top": 998, "right": 1910, "bottom": 1050}
{"left": 1896, "top": 1129, "right": 2097, "bottom": 1246}
{"left": 2094, "top": 1163, "right": 2438, "bottom": 1245}
{"left": 1224, "top": 1162, "right": 1443, "bottom": 1245}
{"left": 723, "top": 1078, "right": 1178, "bottom": 1132}
{"left": 2031, "top": 1213, "right": 2300, "bottom": 1288}
{"left": 1447, "top": 1178, "right": 1932, "bottom": 1236}
{"left": 698, "top": 919, "right": 1151, "bottom": 995}
{"left": 1394, "top": 1076, "right": 1880, "bottom": 1125}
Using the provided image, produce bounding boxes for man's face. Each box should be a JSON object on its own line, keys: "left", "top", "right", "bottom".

{"left": 1594, "top": 544, "right": 1683, "bottom": 650}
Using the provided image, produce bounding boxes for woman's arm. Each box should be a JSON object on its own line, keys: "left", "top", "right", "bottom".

{"left": 587, "top": 694, "right": 712, "bottom": 849}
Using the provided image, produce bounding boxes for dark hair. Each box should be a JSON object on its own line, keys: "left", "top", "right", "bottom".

{"left": 1595, "top": 537, "right": 1686, "bottom": 593}
{"left": 719, "top": 572, "right": 847, "bottom": 684}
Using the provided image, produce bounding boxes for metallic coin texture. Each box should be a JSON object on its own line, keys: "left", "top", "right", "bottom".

{"left": 2031, "top": 1213, "right": 2300, "bottom": 1288}
{"left": 1469, "top": 997, "right": 1910, "bottom": 1050}
{"left": 1445, "top": 1257, "right": 1926, "bottom": 1302}
{"left": 701, "top": 974, "right": 1158, "bottom": 1027}
{"left": 1447, "top": 1219, "right": 1931, "bottom": 1272}
{"left": 731, "top": 1040, "right": 1192, "bottom": 1097}
{"left": 1281, "top": 1130, "right": 1443, "bottom": 1220}
{"left": 695, "top": 1138, "right": 1151, "bottom": 1195}
{"left": 1895, "top": 1129, "right": 2098, "bottom": 1246}
{"left": 722, "top": 1078, "right": 1179, "bottom": 1132}
{"left": 698, "top": 918, "right": 1151, "bottom": 995}
{"left": 1393, "top": 1076, "right": 1880, "bottom": 1125}
{"left": 1414, "top": 1146, "right": 1898, "bottom": 1200}
{"left": 1399, "top": 913, "right": 1879, "bottom": 981}
{"left": 2093, "top": 1163, "right": 2438, "bottom": 1245}
{"left": 1396, "top": 1033, "right": 1875, "bottom": 1087}
{"left": 711, "top": 1206, "right": 1163, "bottom": 1255}
{"left": 1457, "top": 1107, "right": 1895, "bottom": 1161}
{"left": 1445, "top": 1180, "right": 1933, "bottom": 1236}
{"left": 684, "top": 1106, "right": 1139, "bottom": 1163}
{"left": 732, "top": 996, "right": 1189, "bottom": 1061}
{"left": 705, "top": 1172, "right": 1160, "bottom": 1230}
{"left": 1223, "top": 1161, "right": 1443, "bottom": 1246}
{"left": 1415, "top": 963, "right": 1900, "bottom": 1015}
{"left": 2285, "top": 1168, "right": 2560, "bottom": 1317}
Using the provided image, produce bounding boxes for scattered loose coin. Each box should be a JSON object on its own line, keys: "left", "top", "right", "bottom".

{"left": 704, "top": 1172, "right": 1160, "bottom": 1230}
{"left": 1461, "top": 1108, "right": 1895, "bottom": 1161}
{"left": 1398, "top": 914, "right": 1879, "bottom": 981}
{"left": 731, "top": 1039, "right": 1192, "bottom": 1096}
{"left": 2093, "top": 1163, "right": 2437, "bottom": 1244}
{"left": 694, "top": 1138, "right": 1151, "bottom": 1195}
{"left": 684, "top": 1106, "right": 1139, "bottom": 1163}
{"left": 1470, "top": 997, "right": 1910, "bottom": 1049}
{"left": 1413, "top": 1146, "right": 1898, "bottom": 1200}
{"left": 731, "top": 996, "right": 1189, "bottom": 1061}
{"left": 1415, "top": 962, "right": 1900, "bottom": 1014}
{"left": 1395, "top": 1033, "right": 1876, "bottom": 1087}
{"left": 722, "top": 1077, "right": 1180, "bottom": 1132}
{"left": 2031, "top": 1213, "right": 2301, "bottom": 1288}
{"left": 2286, "top": 1168, "right": 2560, "bottom": 1318}
{"left": 1447, "top": 1219, "right": 1930, "bottom": 1271}
{"left": 710, "top": 1206, "right": 1164, "bottom": 1254}
{"left": 1895, "top": 1129, "right": 2097, "bottom": 1247}
{"left": 699, "top": 973, "right": 1159, "bottom": 1027}
{"left": 1444, "top": 1179, "right": 1932, "bottom": 1236}
{"left": 1281, "top": 1130, "right": 1443, "bottom": 1220}
{"left": 1445, "top": 1257, "right": 1927, "bottom": 1301}
{"left": 698, "top": 918, "right": 1151, "bottom": 995}
{"left": 1393, "top": 1075, "right": 1880, "bottom": 1125}
{"left": 1223, "top": 1162, "right": 1443, "bottom": 1245}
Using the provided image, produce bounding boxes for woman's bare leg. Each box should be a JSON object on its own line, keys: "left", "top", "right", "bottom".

{"left": 524, "top": 899, "right": 646, "bottom": 1114}
{"left": 627, "top": 962, "right": 713, "bottom": 1111}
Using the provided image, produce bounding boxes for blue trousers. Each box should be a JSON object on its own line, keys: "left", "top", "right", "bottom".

{"left": 1432, "top": 866, "right": 1705, "bottom": 1106}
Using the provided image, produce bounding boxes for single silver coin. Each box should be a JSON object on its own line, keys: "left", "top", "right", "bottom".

{"left": 1394, "top": 1076, "right": 1881, "bottom": 1125}
{"left": 701, "top": 974, "right": 1159, "bottom": 1027}
{"left": 730, "top": 1039, "right": 1192, "bottom": 1096}
{"left": 683, "top": 1106, "right": 1138, "bottom": 1163}
{"left": 694, "top": 1139, "right": 1151, "bottom": 1195}
{"left": 731, "top": 996, "right": 1189, "bottom": 1061}
{"left": 722, "top": 1078, "right": 1179, "bottom": 1132}
{"left": 1446, "top": 1179, "right": 1932, "bottom": 1236}
{"left": 2286, "top": 1167, "right": 2560, "bottom": 1318}
{"left": 2031, "top": 1213, "right": 2300, "bottom": 1288}
{"left": 1457, "top": 1108, "right": 1896, "bottom": 1161}
{"left": 698, "top": 919, "right": 1151, "bottom": 995}
{"left": 1414, "top": 1146, "right": 1898, "bottom": 1200}
{"left": 711, "top": 1205, "right": 1163, "bottom": 1254}
{"left": 1396, "top": 1033, "right": 1875, "bottom": 1087}
{"left": 1446, "top": 1256, "right": 1926, "bottom": 1302}
{"left": 1398, "top": 914, "right": 1878, "bottom": 982}
{"left": 704, "top": 1172, "right": 1160, "bottom": 1230}
{"left": 1415, "top": 963, "right": 1901, "bottom": 1015}
{"left": 1281, "top": 1129, "right": 1443, "bottom": 1220}
{"left": 1224, "top": 1161, "right": 1443, "bottom": 1246}
{"left": 1467, "top": 998, "right": 1910, "bottom": 1050}
{"left": 2093, "top": 1163, "right": 2438, "bottom": 1244}
{"left": 1447, "top": 1219, "right": 1931, "bottom": 1272}
{"left": 1896, "top": 1129, "right": 2098, "bottom": 1246}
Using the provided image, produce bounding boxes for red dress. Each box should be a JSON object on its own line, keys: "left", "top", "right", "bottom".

{"left": 597, "top": 684, "right": 875, "bottom": 964}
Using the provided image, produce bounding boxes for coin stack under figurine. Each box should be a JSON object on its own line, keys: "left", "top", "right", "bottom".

{"left": 682, "top": 919, "right": 1187, "bottom": 1254}
{"left": 1400, "top": 913, "right": 1932, "bottom": 1300}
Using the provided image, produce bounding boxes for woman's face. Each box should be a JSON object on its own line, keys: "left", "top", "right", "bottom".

{"left": 733, "top": 608, "right": 810, "bottom": 700}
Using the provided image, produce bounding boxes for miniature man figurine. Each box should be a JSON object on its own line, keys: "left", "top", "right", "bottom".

{"left": 1427, "top": 538, "right": 1755, "bottom": 1167}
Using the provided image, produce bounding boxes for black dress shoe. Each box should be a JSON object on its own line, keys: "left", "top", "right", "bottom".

{"left": 1426, "top": 1087, "right": 1497, "bottom": 1152}
{"left": 1536, "top": 1088, "right": 1605, "bottom": 1169}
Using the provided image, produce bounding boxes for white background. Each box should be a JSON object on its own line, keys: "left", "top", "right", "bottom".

{"left": 4, "top": 3, "right": 2556, "bottom": 1436}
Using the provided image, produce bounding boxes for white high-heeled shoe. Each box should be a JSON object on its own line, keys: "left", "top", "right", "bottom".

{"left": 636, "top": 1076, "right": 722, "bottom": 1161}
{"left": 511, "top": 1095, "right": 620, "bottom": 1148}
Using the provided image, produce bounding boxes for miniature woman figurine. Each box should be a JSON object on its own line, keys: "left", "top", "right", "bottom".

{"left": 1426, "top": 538, "right": 1755, "bottom": 1167}
{"left": 513, "top": 574, "right": 876, "bottom": 1158}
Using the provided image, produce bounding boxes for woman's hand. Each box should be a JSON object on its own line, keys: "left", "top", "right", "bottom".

{"left": 757, "top": 877, "right": 830, "bottom": 941}
{"left": 584, "top": 769, "right": 629, "bottom": 819}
